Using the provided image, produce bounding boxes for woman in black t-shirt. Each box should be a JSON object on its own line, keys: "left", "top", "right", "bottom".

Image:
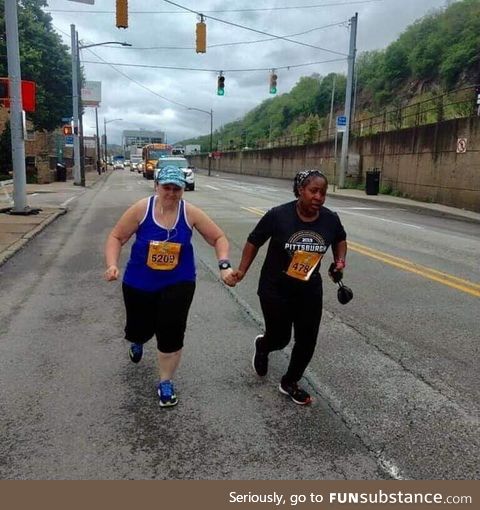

{"left": 233, "top": 170, "right": 347, "bottom": 405}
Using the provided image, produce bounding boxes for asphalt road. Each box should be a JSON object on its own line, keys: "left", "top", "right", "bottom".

{"left": 0, "top": 169, "right": 478, "bottom": 480}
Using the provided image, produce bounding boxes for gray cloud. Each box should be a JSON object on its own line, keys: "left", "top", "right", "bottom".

{"left": 47, "top": 0, "right": 451, "bottom": 144}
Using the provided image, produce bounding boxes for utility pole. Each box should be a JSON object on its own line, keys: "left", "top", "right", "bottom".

{"left": 328, "top": 74, "right": 337, "bottom": 137}
{"left": 95, "top": 107, "right": 101, "bottom": 174}
{"left": 209, "top": 109, "right": 213, "bottom": 177}
{"left": 339, "top": 12, "right": 358, "bottom": 188}
{"left": 5, "top": 0, "right": 28, "bottom": 213}
{"left": 71, "top": 25, "right": 81, "bottom": 185}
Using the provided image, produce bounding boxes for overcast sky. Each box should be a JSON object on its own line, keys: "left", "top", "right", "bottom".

{"left": 45, "top": 0, "right": 453, "bottom": 145}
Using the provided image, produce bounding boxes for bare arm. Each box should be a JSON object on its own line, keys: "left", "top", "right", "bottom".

{"left": 233, "top": 241, "right": 259, "bottom": 282}
{"left": 332, "top": 239, "right": 347, "bottom": 269}
{"left": 186, "top": 203, "right": 235, "bottom": 286}
{"left": 104, "top": 199, "right": 147, "bottom": 281}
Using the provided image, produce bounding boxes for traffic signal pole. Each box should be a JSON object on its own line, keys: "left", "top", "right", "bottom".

{"left": 5, "top": 0, "right": 28, "bottom": 213}
{"left": 71, "top": 25, "right": 81, "bottom": 186}
{"left": 339, "top": 12, "right": 358, "bottom": 189}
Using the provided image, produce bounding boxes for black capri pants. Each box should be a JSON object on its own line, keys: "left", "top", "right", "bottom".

{"left": 122, "top": 281, "right": 196, "bottom": 353}
{"left": 258, "top": 289, "right": 323, "bottom": 383}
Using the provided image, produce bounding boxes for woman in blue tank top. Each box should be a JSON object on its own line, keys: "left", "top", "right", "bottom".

{"left": 104, "top": 165, "right": 236, "bottom": 407}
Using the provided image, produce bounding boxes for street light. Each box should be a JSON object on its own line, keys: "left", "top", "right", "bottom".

{"left": 71, "top": 23, "right": 131, "bottom": 185}
{"left": 104, "top": 118, "right": 123, "bottom": 167}
{"left": 188, "top": 107, "right": 213, "bottom": 176}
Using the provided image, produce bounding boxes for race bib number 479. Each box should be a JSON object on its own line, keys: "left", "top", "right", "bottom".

{"left": 147, "top": 241, "right": 181, "bottom": 270}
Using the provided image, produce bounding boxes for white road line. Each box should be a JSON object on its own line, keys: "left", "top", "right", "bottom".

{"left": 339, "top": 210, "right": 424, "bottom": 229}
{"left": 60, "top": 196, "right": 77, "bottom": 207}
{"left": 205, "top": 185, "right": 221, "bottom": 190}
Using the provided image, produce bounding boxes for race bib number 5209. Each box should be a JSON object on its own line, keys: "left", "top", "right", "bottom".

{"left": 147, "top": 241, "right": 181, "bottom": 270}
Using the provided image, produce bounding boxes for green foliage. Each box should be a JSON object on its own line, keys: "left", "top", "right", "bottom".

{"left": 0, "top": 0, "right": 72, "bottom": 131}
{"left": 183, "top": 0, "right": 480, "bottom": 147}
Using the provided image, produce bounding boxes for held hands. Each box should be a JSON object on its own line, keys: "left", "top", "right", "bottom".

{"left": 104, "top": 265, "right": 120, "bottom": 281}
{"left": 220, "top": 268, "right": 245, "bottom": 287}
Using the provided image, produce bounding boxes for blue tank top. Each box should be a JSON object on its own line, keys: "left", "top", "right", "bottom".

{"left": 123, "top": 196, "right": 196, "bottom": 291}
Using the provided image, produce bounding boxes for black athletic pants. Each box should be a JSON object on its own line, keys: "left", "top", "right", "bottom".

{"left": 258, "top": 291, "right": 323, "bottom": 383}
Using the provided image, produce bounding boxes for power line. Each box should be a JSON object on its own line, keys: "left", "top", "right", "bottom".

{"left": 95, "top": 21, "right": 348, "bottom": 51}
{"left": 46, "top": 1, "right": 382, "bottom": 14}
{"left": 162, "top": 0, "right": 348, "bottom": 56}
{"left": 81, "top": 57, "right": 347, "bottom": 72}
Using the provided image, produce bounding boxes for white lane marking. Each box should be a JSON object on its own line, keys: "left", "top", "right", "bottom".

{"left": 339, "top": 209, "right": 424, "bottom": 230}
{"left": 29, "top": 193, "right": 39, "bottom": 197}
{"left": 61, "top": 196, "right": 77, "bottom": 207}
{"left": 205, "top": 185, "right": 221, "bottom": 190}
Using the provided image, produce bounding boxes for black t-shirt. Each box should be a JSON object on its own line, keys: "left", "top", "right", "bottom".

{"left": 247, "top": 201, "right": 347, "bottom": 299}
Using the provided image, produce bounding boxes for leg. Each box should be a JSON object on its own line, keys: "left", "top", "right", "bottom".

{"left": 157, "top": 349, "right": 182, "bottom": 382}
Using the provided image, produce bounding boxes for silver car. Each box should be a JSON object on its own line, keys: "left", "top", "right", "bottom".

{"left": 154, "top": 156, "right": 195, "bottom": 191}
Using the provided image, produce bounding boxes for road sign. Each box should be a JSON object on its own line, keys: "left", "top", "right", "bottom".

{"left": 336, "top": 115, "right": 347, "bottom": 133}
{"left": 65, "top": 135, "right": 74, "bottom": 147}
{"left": 456, "top": 138, "right": 467, "bottom": 154}
{"left": 62, "top": 117, "right": 72, "bottom": 123}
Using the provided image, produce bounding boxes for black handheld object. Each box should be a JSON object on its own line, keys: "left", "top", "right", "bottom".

{"left": 328, "top": 263, "right": 353, "bottom": 305}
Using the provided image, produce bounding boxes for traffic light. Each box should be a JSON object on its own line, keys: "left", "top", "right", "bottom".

{"left": 269, "top": 72, "right": 277, "bottom": 94}
{"left": 217, "top": 74, "right": 225, "bottom": 96}
{"left": 196, "top": 21, "right": 206, "bottom": 53}
{"left": 116, "top": 0, "right": 128, "bottom": 29}
{"left": 0, "top": 78, "right": 9, "bottom": 99}
{"left": 62, "top": 125, "right": 73, "bottom": 136}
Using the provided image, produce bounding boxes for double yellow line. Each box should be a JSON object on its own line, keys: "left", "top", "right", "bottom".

{"left": 242, "top": 207, "right": 480, "bottom": 298}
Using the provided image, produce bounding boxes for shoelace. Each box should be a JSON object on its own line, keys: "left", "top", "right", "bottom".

{"left": 159, "top": 381, "right": 173, "bottom": 399}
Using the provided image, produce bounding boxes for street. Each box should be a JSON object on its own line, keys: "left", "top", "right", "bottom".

{"left": 0, "top": 169, "right": 478, "bottom": 480}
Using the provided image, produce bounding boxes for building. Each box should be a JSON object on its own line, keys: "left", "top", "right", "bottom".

{"left": 122, "top": 129, "right": 166, "bottom": 156}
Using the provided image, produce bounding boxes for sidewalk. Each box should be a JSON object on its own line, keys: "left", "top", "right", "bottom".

{"left": 0, "top": 170, "right": 110, "bottom": 267}
{"left": 1, "top": 170, "right": 479, "bottom": 268}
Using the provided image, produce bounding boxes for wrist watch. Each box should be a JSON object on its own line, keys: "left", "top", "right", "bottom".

{"left": 218, "top": 259, "right": 231, "bottom": 270}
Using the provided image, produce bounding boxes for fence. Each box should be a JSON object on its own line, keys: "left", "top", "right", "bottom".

{"left": 225, "top": 85, "right": 478, "bottom": 152}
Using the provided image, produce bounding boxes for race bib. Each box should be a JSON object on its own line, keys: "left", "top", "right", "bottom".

{"left": 147, "top": 241, "right": 181, "bottom": 270}
{"left": 286, "top": 251, "right": 322, "bottom": 281}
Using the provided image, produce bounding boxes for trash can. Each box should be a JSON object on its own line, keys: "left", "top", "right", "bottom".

{"left": 365, "top": 169, "right": 381, "bottom": 195}
{"left": 56, "top": 163, "right": 67, "bottom": 182}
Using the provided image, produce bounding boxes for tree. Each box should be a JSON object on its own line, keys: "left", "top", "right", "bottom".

{"left": 0, "top": 0, "right": 72, "bottom": 131}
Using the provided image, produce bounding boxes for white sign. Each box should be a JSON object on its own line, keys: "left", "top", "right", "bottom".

{"left": 456, "top": 138, "right": 467, "bottom": 154}
{"left": 336, "top": 115, "right": 347, "bottom": 133}
{"left": 65, "top": 135, "right": 74, "bottom": 147}
{"left": 68, "top": 0, "right": 95, "bottom": 4}
{"left": 81, "top": 81, "right": 102, "bottom": 107}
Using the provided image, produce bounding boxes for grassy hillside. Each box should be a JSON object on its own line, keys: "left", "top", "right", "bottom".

{"left": 181, "top": 0, "right": 480, "bottom": 151}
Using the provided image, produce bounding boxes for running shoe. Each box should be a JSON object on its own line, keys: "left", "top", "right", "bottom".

{"left": 252, "top": 335, "right": 269, "bottom": 377}
{"left": 129, "top": 342, "right": 143, "bottom": 363}
{"left": 157, "top": 380, "right": 178, "bottom": 407}
{"left": 278, "top": 378, "right": 312, "bottom": 405}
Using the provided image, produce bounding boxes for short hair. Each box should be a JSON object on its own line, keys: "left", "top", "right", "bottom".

{"left": 293, "top": 169, "right": 328, "bottom": 197}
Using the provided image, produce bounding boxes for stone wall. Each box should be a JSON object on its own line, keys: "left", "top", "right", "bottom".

{"left": 190, "top": 116, "right": 480, "bottom": 212}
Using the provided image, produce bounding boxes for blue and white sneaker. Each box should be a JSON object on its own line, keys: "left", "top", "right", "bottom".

{"left": 157, "top": 380, "right": 178, "bottom": 407}
{"left": 128, "top": 343, "right": 143, "bottom": 363}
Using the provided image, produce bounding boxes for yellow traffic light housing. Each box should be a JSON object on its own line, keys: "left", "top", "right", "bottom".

{"left": 116, "top": 0, "right": 128, "bottom": 29}
{"left": 196, "top": 21, "right": 206, "bottom": 53}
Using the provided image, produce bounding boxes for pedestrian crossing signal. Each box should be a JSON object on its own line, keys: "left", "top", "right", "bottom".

{"left": 217, "top": 75, "right": 225, "bottom": 96}
{"left": 63, "top": 125, "right": 73, "bottom": 136}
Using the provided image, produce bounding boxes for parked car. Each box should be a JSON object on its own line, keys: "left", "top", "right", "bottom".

{"left": 154, "top": 156, "right": 195, "bottom": 191}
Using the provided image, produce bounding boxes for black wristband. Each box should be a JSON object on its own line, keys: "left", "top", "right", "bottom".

{"left": 218, "top": 259, "right": 231, "bottom": 270}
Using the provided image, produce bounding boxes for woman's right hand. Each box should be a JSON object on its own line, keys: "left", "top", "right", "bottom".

{"left": 104, "top": 265, "right": 120, "bottom": 281}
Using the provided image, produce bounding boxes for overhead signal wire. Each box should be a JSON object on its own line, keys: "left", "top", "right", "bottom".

{"left": 162, "top": 0, "right": 348, "bottom": 56}
{"left": 101, "top": 21, "right": 348, "bottom": 51}
{"left": 46, "top": 1, "right": 382, "bottom": 14}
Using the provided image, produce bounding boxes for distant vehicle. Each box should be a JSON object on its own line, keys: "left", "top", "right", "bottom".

{"left": 172, "top": 146, "right": 185, "bottom": 155}
{"left": 184, "top": 144, "right": 201, "bottom": 155}
{"left": 154, "top": 156, "right": 195, "bottom": 191}
{"left": 142, "top": 143, "right": 173, "bottom": 179}
{"left": 114, "top": 161, "right": 124, "bottom": 170}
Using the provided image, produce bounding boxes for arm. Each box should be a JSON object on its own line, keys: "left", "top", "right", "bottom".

{"left": 186, "top": 203, "right": 235, "bottom": 286}
{"left": 332, "top": 239, "right": 347, "bottom": 270}
{"left": 104, "top": 200, "right": 146, "bottom": 281}
{"left": 233, "top": 242, "right": 259, "bottom": 283}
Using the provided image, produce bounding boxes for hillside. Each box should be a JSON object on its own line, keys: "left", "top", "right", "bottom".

{"left": 181, "top": 0, "right": 480, "bottom": 151}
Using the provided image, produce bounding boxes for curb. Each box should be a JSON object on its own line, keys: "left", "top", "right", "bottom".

{"left": 0, "top": 208, "right": 67, "bottom": 268}
{"left": 329, "top": 192, "right": 480, "bottom": 225}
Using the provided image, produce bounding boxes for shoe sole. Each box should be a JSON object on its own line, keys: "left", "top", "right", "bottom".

{"left": 252, "top": 335, "right": 267, "bottom": 377}
{"left": 159, "top": 399, "right": 178, "bottom": 408}
{"left": 278, "top": 384, "right": 312, "bottom": 405}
